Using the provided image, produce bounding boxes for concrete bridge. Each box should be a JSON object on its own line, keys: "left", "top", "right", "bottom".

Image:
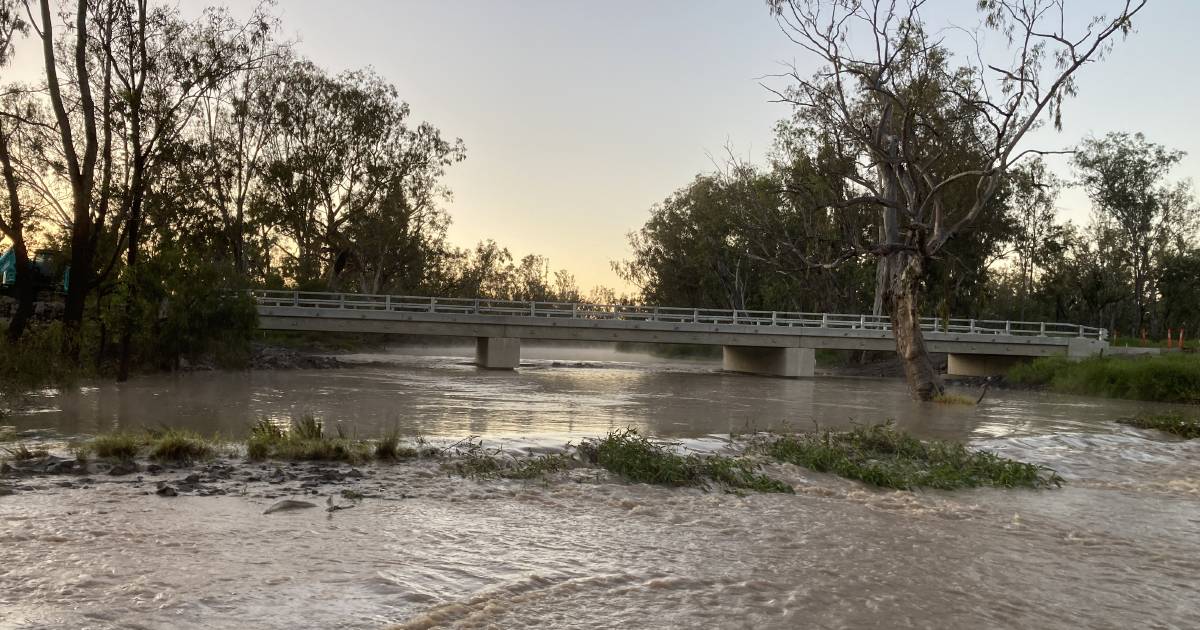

{"left": 253, "top": 290, "right": 1109, "bottom": 378}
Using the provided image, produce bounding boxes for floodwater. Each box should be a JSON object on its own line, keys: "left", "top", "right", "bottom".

{"left": 2, "top": 344, "right": 1199, "bottom": 629}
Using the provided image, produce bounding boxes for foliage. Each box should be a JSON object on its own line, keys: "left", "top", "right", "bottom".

{"left": 1072, "top": 132, "right": 1198, "bottom": 335}
{"left": 137, "top": 251, "right": 259, "bottom": 370}
{"left": 763, "top": 424, "right": 1061, "bottom": 490}
{"left": 0, "top": 323, "right": 77, "bottom": 403}
{"left": 583, "top": 428, "right": 792, "bottom": 493}
{"left": 1118, "top": 412, "right": 1200, "bottom": 439}
{"left": 1008, "top": 354, "right": 1200, "bottom": 404}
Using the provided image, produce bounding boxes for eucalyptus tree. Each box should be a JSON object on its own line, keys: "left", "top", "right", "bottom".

{"left": 257, "top": 61, "right": 464, "bottom": 289}
{"left": 1073, "top": 132, "right": 1197, "bottom": 337}
{"left": 31, "top": 0, "right": 111, "bottom": 358}
{"left": 94, "top": 0, "right": 277, "bottom": 379}
{"left": 764, "top": 0, "right": 1146, "bottom": 399}
{"left": 0, "top": 0, "right": 33, "bottom": 342}
{"left": 1005, "top": 158, "right": 1062, "bottom": 320}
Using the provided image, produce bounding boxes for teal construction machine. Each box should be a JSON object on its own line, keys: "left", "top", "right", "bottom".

{"left": 0, "top": 248, "right": 69, "bottom": 296}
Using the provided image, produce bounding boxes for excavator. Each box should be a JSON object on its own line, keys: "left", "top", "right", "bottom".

{"left": 0, "top": 248, "right": 69, "bottom": 297}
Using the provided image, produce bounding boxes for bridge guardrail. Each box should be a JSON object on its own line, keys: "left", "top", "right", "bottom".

{"left": 251, "top": 290, "right": 1108, "bottom": 340}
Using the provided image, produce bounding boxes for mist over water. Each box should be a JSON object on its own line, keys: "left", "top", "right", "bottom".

{"left": 3, "top": 344, "right": 1199, "bottom": 629}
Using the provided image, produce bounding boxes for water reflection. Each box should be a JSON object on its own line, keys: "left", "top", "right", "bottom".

{"left": 8, "top": 343, "right": 1189, "bottom": 441}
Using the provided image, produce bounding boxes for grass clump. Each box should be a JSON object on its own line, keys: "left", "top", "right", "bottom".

{"left": 3, "top": 443, "right": 49, "bottom": 461}
{"left": 763, "top": 423, "right": 1061, "bottom": 490}
{"left": 503, "top": 453, "right": 572, "bottom": 480}
{"left": 1118, "top": 412, "right": 1200, "bottom": 439}
{"left": 699, "top": 455, "right": 794, "bottom": 493}
{"left": 147, "top": 429, "right": 216, "bottom": 462}
{"left": 932, "top": 393, "right": 975, "bottom": 405}
{"left": 1008, "top": 354, "right": 1200, "bottom": 403}
{"left": 245, "top": 416, "right": 371, "bottom": 463}
{"left": 582, "top": 428, "right": 792, "bottom": 493}
{"left": 586, "top": 428, "right": 701, "bottom": 486}
{"left": 87, "top": 432, "right": 144, "bottom": 461}
{"left": 374, "top": 428, "right": 418, "bottom": 461}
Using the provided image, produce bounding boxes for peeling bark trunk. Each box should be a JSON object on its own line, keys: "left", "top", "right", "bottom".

{"left": 882, "top": 250, "right": 943, "bottom": 401}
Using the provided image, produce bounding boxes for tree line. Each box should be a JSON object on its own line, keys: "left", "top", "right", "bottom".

{"left": 0, "top": 0, "right": 588, "bottom": 375}
{"left": 620, "top": 0, "right": 1165, "bottom": 398}
{"left": 620, "top": 133, "right": 1198, "bottom": 341}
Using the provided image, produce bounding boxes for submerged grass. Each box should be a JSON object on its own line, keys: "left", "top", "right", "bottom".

{"left": 932, "top": 393, "right": 976, "bottom": 405}
{"left": 1118, "top": 412, "right": 1200, "bottom": 439}
{"left": 1008, "top": 354, "right": 1200, "bottom": 403}
{"left": 582, "top": 428, "right": 793, "bottom": 493}
{"left": 2, "top": 443, "right": 49, "bottom": 461}
{"left": 762, "top": 423, "right": 1061, "bottom": 490}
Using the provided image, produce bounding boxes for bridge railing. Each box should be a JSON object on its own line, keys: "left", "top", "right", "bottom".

{"left": 251, "top": 290, "right": 1108, "bottom": 340}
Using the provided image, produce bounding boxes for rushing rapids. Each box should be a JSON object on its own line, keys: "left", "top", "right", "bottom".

{"left": 2, "top": 345, "right": 1198, "bottom": 629}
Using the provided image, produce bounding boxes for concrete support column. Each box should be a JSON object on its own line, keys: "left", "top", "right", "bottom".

{"left": 946, "top": 353, "right": 1025, "bottom": 377}
{"left": 722, "top": 346, "right": 814, "bottom": 378}
{"left": 475, "top": 337, "right": 520, "bottom": 369}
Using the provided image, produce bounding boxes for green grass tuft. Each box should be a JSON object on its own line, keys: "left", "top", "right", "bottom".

{"left": 584, "top": 428, "right": 792, "bottom": 493}
{"left": 147, "top": 429, "right": 216, "bottom": 462}
{"left": 588, "top": 428, "right": 702, "bottom": 486}
{"left": 293, "top": 415, "right": 325, "bottom": 440}
{"left": 87, "top": 433, "right": 144, "bottom": 461}
{"left": 1008, "top": 354, "right": 1200, "bottom": 403}
{"left": 1118, "top": 412, "right": 1200, "bottom": 439}
{"left": 245, "top": 416, "right": 370, "bottom": 463}
{"left": 374, "top": 428, "right": 418, "bottom": 461}
{"left": 762, "top": 423, "right": 1061, "bottom": 490}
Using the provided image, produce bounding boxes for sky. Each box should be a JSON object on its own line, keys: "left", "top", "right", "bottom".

{"left": 5, "top": 0, "right": 1197, "bottom": 293}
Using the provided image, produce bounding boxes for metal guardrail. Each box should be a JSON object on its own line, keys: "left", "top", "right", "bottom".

{"left": 251, "top": 290, "right": 1109, "bottom": 340}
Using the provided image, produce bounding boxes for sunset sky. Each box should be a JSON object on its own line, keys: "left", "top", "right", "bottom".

{"left": 5, "top": 0, "right": 1195, "bottom": 294}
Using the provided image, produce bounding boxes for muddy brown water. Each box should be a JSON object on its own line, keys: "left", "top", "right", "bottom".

{"left": 2, "top": 344, "right": 1198, "bottom": 629}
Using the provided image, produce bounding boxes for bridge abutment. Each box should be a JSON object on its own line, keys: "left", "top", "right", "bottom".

{"left": 722, "top": 346, "right": 814, "bottom": 378}
{"left": 475, "top": 337, "right": 520, "bottom": 369}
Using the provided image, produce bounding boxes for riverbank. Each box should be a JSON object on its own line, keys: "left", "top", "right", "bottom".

{"left": 1007, "top": 353, "right": 1200, "bottom": 404}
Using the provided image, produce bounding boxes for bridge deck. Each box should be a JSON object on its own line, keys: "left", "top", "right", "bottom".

{"left": 253, "top": 291, "right": 1108, "bottom": 358}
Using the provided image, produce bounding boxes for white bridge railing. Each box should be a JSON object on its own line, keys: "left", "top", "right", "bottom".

{"left": 252, "top": 290, "right": 1109, "bottom": 340}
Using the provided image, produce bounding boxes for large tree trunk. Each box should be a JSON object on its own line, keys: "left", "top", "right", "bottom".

{"left": 0, "top": 126, "right": 34, "bottom": 343}
{"left": 6, "top": 242, "right": 36, "bottom": 343}
{"left": 882, "top": 250, "right": 943, "bottom": 401}
{"left": 61, "top": 196, "right": 94, "bottom": 361}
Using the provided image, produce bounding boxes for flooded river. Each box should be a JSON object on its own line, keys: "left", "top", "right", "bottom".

{"left": 2, "top": 344, "right": 1199, "bottom": 628}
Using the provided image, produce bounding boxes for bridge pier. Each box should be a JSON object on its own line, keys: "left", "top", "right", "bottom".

{"left": 476, "top": 337, "right": 520, "bottom": 369}
{"left": 722, "top": 346, "right": 814, "bottom": 378}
